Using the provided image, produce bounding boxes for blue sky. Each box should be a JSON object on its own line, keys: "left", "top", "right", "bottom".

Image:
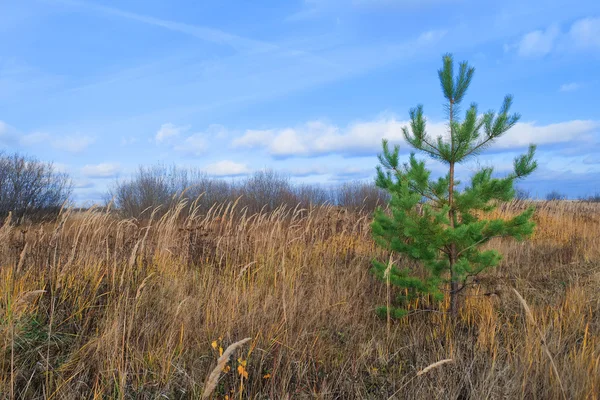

{"left": 0, "top": 0, "right": 599, "bottom": 203}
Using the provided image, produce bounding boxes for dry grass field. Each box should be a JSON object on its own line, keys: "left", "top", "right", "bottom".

{"left": 1, "top": 200, "right": 599, "bottom": 399}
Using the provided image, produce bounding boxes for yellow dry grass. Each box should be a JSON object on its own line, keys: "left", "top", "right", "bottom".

{"left": 0, "top": 200, "right": 599, "bottom": 399}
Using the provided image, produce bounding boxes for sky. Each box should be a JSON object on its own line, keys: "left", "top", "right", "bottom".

{"left": 0, "top": 0, "right": 599, "bottom": 204}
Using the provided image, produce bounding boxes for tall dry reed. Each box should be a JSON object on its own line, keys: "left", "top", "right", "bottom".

{"left": 0, "top": 200, "right": 598, "bottom": 399}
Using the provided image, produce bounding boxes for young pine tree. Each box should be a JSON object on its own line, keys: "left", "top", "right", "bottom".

{"left": 371, "top": 54, "right": 538, "bottom": 317}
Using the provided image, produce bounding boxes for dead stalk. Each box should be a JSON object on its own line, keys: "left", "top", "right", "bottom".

{"left": 202, "top": 338, "right": 251, "bottom": 399}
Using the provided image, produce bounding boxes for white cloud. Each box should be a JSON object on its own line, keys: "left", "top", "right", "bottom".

{"left": 174, "top": 133, "right": 208, "bottom": 156}
{"left": 156, "top": 123, "right": 216, "bottom": 155}
{"left": 352, "top": 0, "right": 459, "bottom": 6}
{"left": 81, "top": 163, "right": 121, "bottom": 178}
{"left": 583, "top": 155, "right": 600, "bottom": 165}
{"left": 52, "top": 163, "right": 70, "bottom": 174}
{"left": 52, "top": 135, "right": 95, "bottom": 153}
{"left": 0, "top": 120, "right": 93, "bottom": 152}
{"left": 20, "top": 131, "right": 50, "bottom": 146}
{"left": 494, "top": 120, "right": 598, "bottom": 149}
{"left": 559, "top": 82, "right": 581, "bottom": 92}
{"left": 231, "top": 117, "right": 599, "bottom": 157}
{"left": 62, "top": 0, "right": 274, "bottom": 53}
{"left": 18, "top": 131, "right": 95, "bottom": 152}
{"left": 568, "top": 17, "right": 600, "bottom": 50}
{"left": 155, "top": 123, "right": 189, "bottom": 143}
{"left": 10, "top": 127, "right": 94, "bottom": 153}
{"left": 508, "top": 17, "right": 600, "bottom": 58}
{"left": 232, "top": 129, "right": 275, "bottom": 148}
{"left": 202, "top": 160, "right": 250, "bottom": 176}
{"left": 289, "top": 0, "right": 458, "bottom": 19}
{"left": 0, "top": 120, "right": 17, "bottom": 144}
{"left": 285, "top": 164, "right": 373, "bottom": 179}
{"left": 286, "top": 165, "right": 331, "bottom": 177}
{"left": 515, "top": 25, "right": 559, "bottom": 57}
{"left": 270, "top": 127, "right": 312, "bottom": 156}
{"left": 120, "top": 136, "right": 138, "bottom": 146}
{"left": 205, "top": 124, "right": 229, "bottom": 139}
{"left": 232, "top": 116, "right": 445, "bottom": 157}
{"left": 73, "top": 179, "right": 95, "bottom": 189}
{"left": 335, "top": 166, "right": 374, "bottom": 178}
{"left": 416, "top": 29, "right": 447, "bottom": 44}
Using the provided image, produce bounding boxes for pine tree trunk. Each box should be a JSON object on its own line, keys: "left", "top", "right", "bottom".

{"left": 448, "top": 97, "right": 460, "bottom": 317}
{"left": 448, "top": 161, "right": 459, "bottom": 316}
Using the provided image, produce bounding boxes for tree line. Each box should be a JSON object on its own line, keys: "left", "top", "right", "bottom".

{"left": 0, "top": 152, "right": 391, "bottom": 222}
{"left": 0, "top": 151, "right": 597, "bottom": 224}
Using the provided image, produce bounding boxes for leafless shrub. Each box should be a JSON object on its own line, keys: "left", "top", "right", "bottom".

{"left": 580, "top": 192, "right": 600, "bottom": 203}
{"left": 238, "top": 170, "right": 294, "bottom": 214}
{"left": 109, "top": 165, "right": 387, "bottom": 218}
{"left": 546, "top": 190, "right": 567, "bottom": 201}
{"left": 0, "top": 152, "right": 72, "bottom": 222}
{"left": 515, "top": 186, "right": 531, "bottom": 200}
{"left": 333, "top": 180, "right": 390, "bottom": 212}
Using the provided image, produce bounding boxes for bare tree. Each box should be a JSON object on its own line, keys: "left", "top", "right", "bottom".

{"left": 546, "top": 190, "right": 567, "bottom": 201}
{"left": 0, "top": 152, "right": 72, "bottom": 222}
{"left": 108, "top": 165, "right": 178, "bottom": 218}
{"left": 239, "top": 170, "right": 295, "bottom": 213}
{"left": 334, "top": 181, "right": 390, "bottom": 212}
{"left": 515, "top": 186, "right": 531, "bottom": 200}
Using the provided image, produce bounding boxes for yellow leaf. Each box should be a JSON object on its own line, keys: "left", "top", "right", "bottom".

{"left": 263, "top": 373, "right": 271, "bottom": 379}
{"left": 211, "top": 340, "right": 218, "bottom": 349}
{"left": 237, "top": 365, "right": 248, "bottom": 379}
{"left": 219, "top": 346, "right": 223, "bottom": 356}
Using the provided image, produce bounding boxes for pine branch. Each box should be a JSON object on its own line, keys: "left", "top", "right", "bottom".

{"left": 456, "top": 235, "right": 502, "bottom": 257}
